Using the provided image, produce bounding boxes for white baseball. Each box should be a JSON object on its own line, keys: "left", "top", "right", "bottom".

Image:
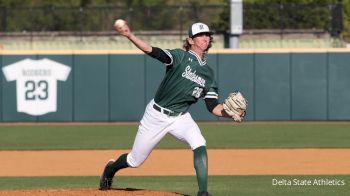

{"left": 114, "top": 19, "right": 126, "bottom": 28}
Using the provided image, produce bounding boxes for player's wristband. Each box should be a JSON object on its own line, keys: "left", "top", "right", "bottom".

{"left": 205, "top": 98, "right": 219, "bottom": 112}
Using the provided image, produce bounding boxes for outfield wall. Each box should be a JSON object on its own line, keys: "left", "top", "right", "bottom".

{"left": 1, "top": 49, "right": 350, "bottom": 122}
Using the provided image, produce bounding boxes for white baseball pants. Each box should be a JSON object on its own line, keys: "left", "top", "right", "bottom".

{"left": 126, "top": 99, "right": 206, "bottom": 168}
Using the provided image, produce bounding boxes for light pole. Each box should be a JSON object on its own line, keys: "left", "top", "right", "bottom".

{"left": 229, "top": 0, "right": 243, "bottom": 48}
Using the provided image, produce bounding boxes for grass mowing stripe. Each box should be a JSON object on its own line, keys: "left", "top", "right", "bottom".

{"left": 202, "top": 124, "right": 350, "bottom": 148}
{"left": 0, "top": 175, "right": 349, "bottom": 196}
{"left": 0, "top": 123, "right": 349, "bottom": 150}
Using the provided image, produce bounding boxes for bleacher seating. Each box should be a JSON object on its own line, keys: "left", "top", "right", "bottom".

{"left": 0, "top": 33, "right": 345, "bottom": 50}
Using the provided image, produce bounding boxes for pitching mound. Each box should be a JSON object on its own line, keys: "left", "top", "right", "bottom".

{"left": 0, "top": 188, "right": 184, "bottom": 196}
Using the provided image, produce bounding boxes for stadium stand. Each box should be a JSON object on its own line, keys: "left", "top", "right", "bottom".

{"left": 0, "top": 31, "right": 345, "bottom": 50}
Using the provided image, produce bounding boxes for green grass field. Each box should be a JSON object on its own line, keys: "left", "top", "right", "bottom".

{"left": 0, "top": 122, "right": 349, "bottom": 195}
{"left": 0, "top": 123, "right": 350, "bottom": 150}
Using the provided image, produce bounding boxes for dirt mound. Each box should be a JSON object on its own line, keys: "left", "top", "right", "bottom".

{"left": 0, "top": 188, "right": 184, "bottom": 196}
{"left": 2, "top": 149, "right": 350, "bottom": 176}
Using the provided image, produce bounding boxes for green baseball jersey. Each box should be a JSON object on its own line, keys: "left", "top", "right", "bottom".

{"left": 154, "top": 49, "right": 218, "bottom": 113}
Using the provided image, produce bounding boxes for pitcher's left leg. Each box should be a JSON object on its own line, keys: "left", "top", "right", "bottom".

{"left": 168, "top": 113, "right": 209, "bottom": 193}
{"left": 194, "top": 145, "right": 208, "bottom": 193}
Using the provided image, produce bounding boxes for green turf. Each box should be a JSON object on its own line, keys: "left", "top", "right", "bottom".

{"left": 0, "top": 123, "right": 349, "bottom": 195}
{"left": 0, "top": 175, "right": 349, "bottom": 196}
{"left": 0, "top": 123, "right": 349, "bottom": 150}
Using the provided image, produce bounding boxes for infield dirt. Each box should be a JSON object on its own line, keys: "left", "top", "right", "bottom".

{"left": 0, "top": 149, "right": 349, "bottom": 195}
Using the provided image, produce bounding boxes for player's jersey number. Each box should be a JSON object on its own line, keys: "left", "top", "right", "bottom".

{"left": 192, "top": 87, "right": 203, "bottom": 98}
{"left": 25, "top": 80, "right": 48, "bottom": 100}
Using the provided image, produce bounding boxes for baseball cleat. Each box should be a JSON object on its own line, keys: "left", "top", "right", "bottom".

{"left": 197, "top": 191, "right": 212, "bottom": 196}
{"left": 99, "top": 159, "right": 115, "bottom": 190}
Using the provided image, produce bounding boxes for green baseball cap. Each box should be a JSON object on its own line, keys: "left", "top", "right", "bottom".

{"left": 188, "top": 22, "right": 213, "bottom": 37}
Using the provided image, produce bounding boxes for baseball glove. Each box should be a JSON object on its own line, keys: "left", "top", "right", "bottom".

{"left": 223, "top": 91, "right": 248, "bottom": 122}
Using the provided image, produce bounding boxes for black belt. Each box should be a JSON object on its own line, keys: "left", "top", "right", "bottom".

{"left": 153, "top": 104, "right": 183, "bottom": 117}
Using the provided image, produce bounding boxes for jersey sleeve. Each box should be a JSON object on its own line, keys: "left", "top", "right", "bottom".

{"left": 204, "top": 87, "right": 218, "bottom": 99}
{"left": 147, "top": 47, "right": 172, "bottom": 64}
{"left": 204, "top": 68, "right": 218, "bottom": 100}
{"left": 164, "top": 49, "right": 186, "bottom": 67}
{"left": 2, "top": 60, "right": 24, "bottom": 81}
{"left": 55, "top": 64, "right": 71, "bottom": 81}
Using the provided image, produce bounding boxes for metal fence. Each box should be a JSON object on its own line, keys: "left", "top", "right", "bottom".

{"left": 0, "top": 5, "right": 226, "bottom": 33}
{"left": 0, "top": 2, "right": 342, "bottom": 36}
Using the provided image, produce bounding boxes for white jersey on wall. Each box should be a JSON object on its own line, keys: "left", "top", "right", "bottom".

{"left": 2, "top": 58, "right": 71, "bottom": 116}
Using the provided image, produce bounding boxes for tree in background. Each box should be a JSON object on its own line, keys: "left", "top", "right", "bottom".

{"left": 211, "top": 0, "right": 349, "bottom": 42}
{"left": 0, "top": 0, "right": 349, "bottom": 43}
{"left": 341, "top": 0, "right": 350, "bottom": 41}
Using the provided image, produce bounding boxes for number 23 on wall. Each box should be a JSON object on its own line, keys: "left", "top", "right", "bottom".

{"left": 25, "top": 80, "right": 49, "bottom": 100}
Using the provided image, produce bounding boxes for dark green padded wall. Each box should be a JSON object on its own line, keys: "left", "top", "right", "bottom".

{"left": 109, "top": 54, "right": 145, "bottom": 121}
{"left": 291, "top": 53, "right": 327, "bottom": 120}
{"left": 1, "top": 50, "right": 350, "bottom": 121}
{"left": 73, "top": 55, "right": 109, "bottom": 121}
{"left": 328, "top": 52, "right": 350, "bottom": 120}
{"left": 255, "top": 53, "right": 290, "bottom": 120}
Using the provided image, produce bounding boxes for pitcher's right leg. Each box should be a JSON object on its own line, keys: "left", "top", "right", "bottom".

{"left": 99, "top": 153, "right": 128, "bottom": 190}
{"left": 99, "top": 100, "right": 172, "bottom": 190}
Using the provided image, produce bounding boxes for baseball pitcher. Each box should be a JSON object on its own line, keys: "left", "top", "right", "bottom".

{"left": 99, "top": 20, "right": 247, "bottom": 196}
